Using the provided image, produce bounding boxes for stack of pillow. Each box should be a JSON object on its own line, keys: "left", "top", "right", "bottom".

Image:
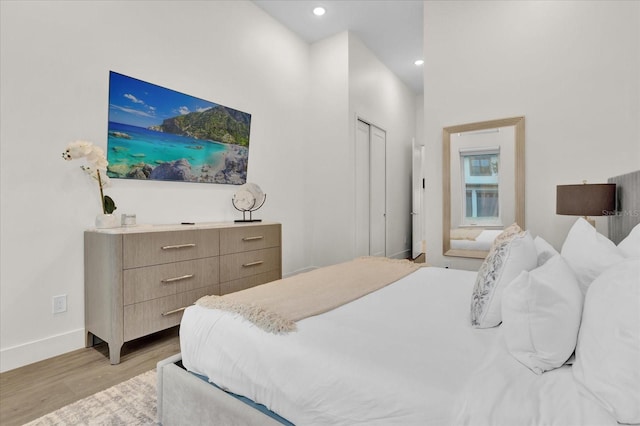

{"left": 469, "top": 218, "right": 640, "bottom": 424}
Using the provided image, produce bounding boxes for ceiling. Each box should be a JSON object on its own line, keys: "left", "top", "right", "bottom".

{"left": 253, "top": 0, "right": 424, "bottom": 94}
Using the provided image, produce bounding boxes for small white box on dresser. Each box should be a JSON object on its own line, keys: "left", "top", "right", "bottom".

{"left": 84, "top": 221, "right": 281, "bottom": 364}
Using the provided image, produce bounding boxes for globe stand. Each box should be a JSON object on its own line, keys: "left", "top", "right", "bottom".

{"left": 232, "top": 194, "right": 266, "bottom": 223}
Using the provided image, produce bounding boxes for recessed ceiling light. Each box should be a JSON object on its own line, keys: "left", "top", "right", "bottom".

{"left": 313, "top": 6, "right": 326, "bottom": 16}
{"left": 414, "top": 59, "right": 424, "bottom": 66}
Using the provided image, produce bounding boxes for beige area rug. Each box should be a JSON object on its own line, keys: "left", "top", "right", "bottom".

{"left": 25, "top": 369, "right": 156, "bottom": 426}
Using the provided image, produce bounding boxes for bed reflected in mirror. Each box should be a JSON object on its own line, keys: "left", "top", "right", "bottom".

{"left": 443, "top": 117, "right": 525, "bottom": 259}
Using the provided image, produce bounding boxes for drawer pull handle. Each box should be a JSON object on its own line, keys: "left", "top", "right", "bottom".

{"left": 161, "top": 274, "right": 194, "bottom": 283}
{"left": 242, "top": 260, "right": 264, "bottom": 267}
{"left": 161, "top": 306, "right": 190, "bottom": 316}
{"left": 242, "top": 236, "right": 264, "bottom": 241}
{"left": 161, "top": 243, "right": 196, "bottom": 250}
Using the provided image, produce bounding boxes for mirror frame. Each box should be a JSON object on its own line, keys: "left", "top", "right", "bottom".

{"left": 443, "top": 116, "right": 525, "bottom": 259}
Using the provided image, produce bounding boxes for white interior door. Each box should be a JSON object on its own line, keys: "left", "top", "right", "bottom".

{"left": 355, "top": 120, "right": 371, "bottom": 257}
{"left": 411, "top": 140, "right": 425, "bottom": 259}
{"left": 369, "top": 125, "right": 387, "bottom": 257}
{"left": 355, "top": 119, "right": 387, "bottom": 257}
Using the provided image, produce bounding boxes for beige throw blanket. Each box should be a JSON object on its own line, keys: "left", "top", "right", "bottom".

{"left": 196, "top": 256, "right": 421, "bottom": 334}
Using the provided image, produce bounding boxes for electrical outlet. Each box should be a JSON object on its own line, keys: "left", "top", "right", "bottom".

{"left": 444, "top": 261, "right": 451, "bottom": 269}
{"left": 53, "top": 295, "right": 67, "bottom": 314}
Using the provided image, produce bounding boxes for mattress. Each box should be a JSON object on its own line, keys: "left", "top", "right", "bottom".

{"left": 181, "top": 267, "right": 502, "bottom": 425}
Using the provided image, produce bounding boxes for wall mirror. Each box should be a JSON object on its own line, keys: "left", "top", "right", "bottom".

{"left": 443, "top": 116, "right": 525, "bottom": 259}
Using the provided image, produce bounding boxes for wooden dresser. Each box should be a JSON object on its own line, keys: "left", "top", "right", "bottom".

{"left": 84, "top": 222, "right": 281, "bottom": 364}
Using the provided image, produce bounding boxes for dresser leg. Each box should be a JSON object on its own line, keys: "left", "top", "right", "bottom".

{"left": 85, "top": 331, "right": 95, "bottom": 348}
{"left": 109, "top": 342, "right": 123, "bottom": 365}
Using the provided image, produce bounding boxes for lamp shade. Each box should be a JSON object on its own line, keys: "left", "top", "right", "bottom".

{"left": 556, "top": 183, "right": 616, "bottom": 216}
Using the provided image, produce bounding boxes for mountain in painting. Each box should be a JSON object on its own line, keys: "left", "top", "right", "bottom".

{"left": 149, "top": 105, "right": 251, "bottom": 146}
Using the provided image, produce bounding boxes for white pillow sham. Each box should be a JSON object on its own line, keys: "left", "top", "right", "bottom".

{"left": 618, "top": 223, "right": 640, "bottom": 258}
{"left": 471, "top": 231, "right": 537, "bottom": 328}
{"left": 489, "top": 223, "right": 522, "bottom": 253}
{"left": 533, "top": 236, "right": 559, "bottom": 267}
{"left": 561, "top": 218, "right": 625, "bottom": 295}
{"left": 501, "top": 255, "right": 583, "bottom": 374}
{"left": 572, "top": 259, "right": 640, "bottom": 424}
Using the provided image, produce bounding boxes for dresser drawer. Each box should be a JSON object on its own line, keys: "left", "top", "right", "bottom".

{"left": 220, "top": 224, "right": 281, "bottom": 255}
{"left": 220, "top": 247, "right": 281, "bottom": 282}
{"left": 220, "top": 269, "right": 282, "bottom": 295}
{"left": 123, "top": 257, "right": 220, "bottom": 305}
{"left": 123, "top": 229, "right": 220, "bottom": 269}
{"left": 123, "top": 285, "right": 216, "bottom": 341}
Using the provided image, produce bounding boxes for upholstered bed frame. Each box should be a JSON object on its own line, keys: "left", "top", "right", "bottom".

{"left": 157, "top": 170, "right": 640, "bottom": 426}
{"left": 157, "top": 353, "right": 282, "bottom": 425}
{"left": 608, "top": 170, "right": 640, "bottom": 244}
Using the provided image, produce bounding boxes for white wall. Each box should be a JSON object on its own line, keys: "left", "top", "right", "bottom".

{"left": 423, "top": 0, "right": 640, "bottom": 270}
{"left": 349, "top": 35, "right": 416, "bottom": 260}
{"left": 305, "top": 32, "right": 417, "bottom": 268}
{"left": 307, "top": 32, "right": 351, "bottom": 268}
{"left": 0, "top": 0, "right": 314, "bottom": 372}
{"left": 0, "top": 1, "right": 418, "bottom": 371}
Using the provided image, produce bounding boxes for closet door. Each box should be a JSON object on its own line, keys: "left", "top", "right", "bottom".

{"left": 355, "top": 120, "right": 371, "bottom": 257}
{"left": 355, "top": 119, "right": 387, "bottom": 257}
{"left": 369, "top": 125, "right": 387, "bottom": 257}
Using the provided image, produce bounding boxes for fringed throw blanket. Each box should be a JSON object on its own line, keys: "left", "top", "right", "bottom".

{"left": 196, "top": 256, "right": 421, "bottom": 334}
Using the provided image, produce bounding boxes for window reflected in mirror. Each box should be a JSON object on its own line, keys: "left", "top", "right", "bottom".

{"left": 462, "top": 149, "right": 500, "bottom": 225}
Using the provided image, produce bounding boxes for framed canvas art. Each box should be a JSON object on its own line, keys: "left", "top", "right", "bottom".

{"left": 106, "top": 71, "right": 251, "bottom": 185}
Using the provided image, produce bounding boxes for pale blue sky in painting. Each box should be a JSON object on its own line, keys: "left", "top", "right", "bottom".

{"left": 107, "top": 71, "right": 219, "bottom": 128}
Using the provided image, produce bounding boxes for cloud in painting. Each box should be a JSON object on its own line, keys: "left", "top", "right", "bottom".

{"left": 109, "top": 103, "right": 155, "bottom": 118}
{"left": 124, "top": 93, "right": 144, "bottom": 104}
{"left": 178, "top": 106, "right": 190, "bottom": 115}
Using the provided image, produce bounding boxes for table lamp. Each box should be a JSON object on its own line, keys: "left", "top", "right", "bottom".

{"left": 556, "top": 181, "right": 616, "bottom": 227}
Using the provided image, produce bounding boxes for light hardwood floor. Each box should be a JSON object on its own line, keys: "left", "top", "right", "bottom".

{"left": 0, "top": 326, "right": 180, "bottom": 426}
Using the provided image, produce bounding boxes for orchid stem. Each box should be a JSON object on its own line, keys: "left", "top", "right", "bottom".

{"left": 96, "top": 170, "right": 106, "bottom": 214}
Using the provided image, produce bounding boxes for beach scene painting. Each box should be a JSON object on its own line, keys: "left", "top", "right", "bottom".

{"left": 106, "top": 71, "right": 251, "bottom": 185}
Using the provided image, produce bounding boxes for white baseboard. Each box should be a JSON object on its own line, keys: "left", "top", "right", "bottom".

{"left": 388, "top": 249, "right": 411, "bottom": 260}
{"left": 283, "top": 266, "right": 317, "bottom": 278}
{"left": 0, "top": 328, "right": 85, "bottom": 373}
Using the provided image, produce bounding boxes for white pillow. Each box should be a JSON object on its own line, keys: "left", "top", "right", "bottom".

{"left": 489, "top": 223, "right": 522, "bottom": 253}
{"left": 533, "top": 236, "right": 559, "bottom": 267}
{"left": 470, "top": 231, "right": 537, "bottom": 328}
{"left": 501, "top": 255, "right": 583, "bottom": 374}
{"left": 618, "top": 223, "right": 640, "bottom": 258}
{"left": 572, "top": 259, "right": 640, "bottom": 424}
{"left": 561, "top": 218, "right": 625, "bottom": 295}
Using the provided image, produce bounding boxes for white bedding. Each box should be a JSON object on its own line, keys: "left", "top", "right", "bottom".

{"left": 180, "top": 266, "right": 621, "bottom": 425}
{"left": 450, "top": 229, "right": 502, "bottom": 251}
{"left": 452, "top": 337, "right": 618, "bottom": 426}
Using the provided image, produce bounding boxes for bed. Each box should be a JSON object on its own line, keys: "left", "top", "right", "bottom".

{"left": 449, "top": 228, "right": 502, "bottom": 251}
{"left": 157, "top": 170, "right": 640, "bottom": 426}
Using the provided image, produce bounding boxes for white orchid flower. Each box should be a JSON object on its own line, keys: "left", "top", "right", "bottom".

{"left": 62, "top": 140, "right": 94, "bottom": 160}
{"left": 63, "top": 140, "right": 116, "bottom": 214}
{"left": 86, "top": 146, "right": 105, "bottom": 163}
{"left": 80, "top": 166, "right": 111, "bottom": 188}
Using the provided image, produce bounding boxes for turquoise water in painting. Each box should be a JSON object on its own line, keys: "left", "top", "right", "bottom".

{"left": 106, "top": 122, "right": 228, "bottom": 174}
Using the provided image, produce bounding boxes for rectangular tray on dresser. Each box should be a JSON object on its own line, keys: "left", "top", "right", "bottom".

{"left": 84, "top": 222, "right": 281, "bottom": 364}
